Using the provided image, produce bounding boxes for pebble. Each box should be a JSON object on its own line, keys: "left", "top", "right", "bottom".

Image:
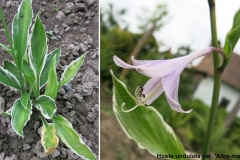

{"left": 74, "top": 93, "right": 83, "bottom": 102}
{"left": 29, "top": 157, "right": 41, "bottom": 160}
{"left": 0, "top": 96, "right": 5, "bottom": 114}
{"left": 51, "top": 149, "right": 60, "bottom": 158}
{"left": 84, "top": 0, "right": 95, "bottom": 7}
{"left": 4, "top": 154, "right": 17, "bottom": 160}
{"left": 0, "top": 152, "right": 5, "bottom": 160}
{"left": 63, "top": 2, "right": 75, "bottom": 15}
{"left": 85, "top": 20, "right": 90, "bottom": 26}
{"left": 23, "top": 144, "right": 31, "bottom": 151}
{"left": 56, "top": 11, "right": 66, "bottom": 21}
{"left": 65, "top": 101, "right": 72, "bottom": 109}
{"left": 87, "top": 112, "right": 95, "bottom": 122}
{"left": 75, "top": 3, "right": 86, "bottom": 12}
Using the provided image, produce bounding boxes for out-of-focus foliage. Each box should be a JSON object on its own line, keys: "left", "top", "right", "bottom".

{"left": 100, "top": 3, "right": 160, "bottom": 84}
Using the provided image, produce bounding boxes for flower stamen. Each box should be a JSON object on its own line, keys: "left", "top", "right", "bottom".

{"left": 135, "top": 86, "right": 146, "bottom": 106}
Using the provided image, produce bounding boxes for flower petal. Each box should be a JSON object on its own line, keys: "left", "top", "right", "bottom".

{"left": 113, "top": 55, "right": 175, "bottom": 78}
{"left": 162, "top": 74, "right": 192, "bottom": 113}
{"left": 142, "top": 78, "right": 164, "bottom": 105}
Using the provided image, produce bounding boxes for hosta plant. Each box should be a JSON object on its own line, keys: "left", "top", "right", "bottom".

{"left": 0, "top": 0, "right": 96, "bottom": 159}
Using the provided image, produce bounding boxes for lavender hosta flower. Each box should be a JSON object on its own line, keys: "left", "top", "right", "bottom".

{"left": 113, "top": 47, "right": 224, "bottom": 113}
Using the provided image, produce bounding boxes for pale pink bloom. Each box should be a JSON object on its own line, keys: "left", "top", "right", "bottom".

{"left": 113, "top": 47, "right": 224, "bottom": 113}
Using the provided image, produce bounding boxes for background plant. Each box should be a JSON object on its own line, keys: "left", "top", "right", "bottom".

{"left": 0, "top": 0, "right": 96, "bottom": 159}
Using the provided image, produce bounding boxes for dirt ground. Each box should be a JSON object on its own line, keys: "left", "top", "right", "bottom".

{"left": 0, "top": 0, "right": 99, "bottom": 159}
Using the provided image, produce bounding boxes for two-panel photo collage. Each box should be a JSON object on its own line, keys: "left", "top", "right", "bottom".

{"left": 0, "top": 0, "right": 240, "bottom": 160}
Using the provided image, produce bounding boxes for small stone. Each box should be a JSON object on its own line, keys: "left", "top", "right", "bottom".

{"left": 65, "top": 26, "right": 71, "bottom": 32}
{"left": 58, "top": 88, "right": 66, "bottom": 95}
{"left": 0, "top": 152, "right": 5, "bottom": 160}
{"left": 29, "top": 157, "right": 41, "bottom": 160}
{"left": 6, "top": 1, "right": 13, "bottom": 8}
{"left": 4, "top": 154, "right": 17, "bottom": 160}
{"left": 23, "top": 144, "right": 31, "bottom": 151}
{"left": 81, "top": 82, "right": 94, "bottom": 96}
{"left": 85, "top": 20, "right": 90, "bottom": 25}
{"left": 51, "top": 149, "right": 60, "bottom": 158}
{"left": 31, "top": 141, "right": 47, "bottom": 158}
{"left": 79, "top": 28, "right": 86, "bottom": 33}
{"left": 63, "top": 3, "right": 75, "bottom": 16}
{"left": 33, "top": 121, "right": 40, "bottom": 131}
{"left": 0, "top": 96, "right": 5, "bottom": 114}
{"left": 63, "top": 92, "right": 73, "bottom": 100}
{"left": 63, "top": 83, "right": 73, "bottom": 92}
{"left": 74, "top": 93, "right": 83, "bottom": 102}
{"left": 41, "top": 2, "right": 47, "bottom": 6}
{"left": 61, "top": 148, "right": 67, "bottom": 157}
{"left": 56, "top": 11, "right": 66, "bottom": 21}
{"left": 83, "top": 0, "right": 95, "bottom": 7}
{"left": 53, "top": 25, "right": 59, "bottom": 34}
{"left": 6, "top": 90, "right": 13, "bottom": 97}
{"left": 87, "top": 112, "right": 95, "bottom": 122}
{"left": 62, "top": 23, "right": 68, "bottom": 28}
{"left": 75, "top": 3, "right": 86, "bottom": 12}
{"left": 65, "top": 101, "right": 72, "bottom": 109}
{"left": 64, "top": 14, "right": 75, "bottom": 26}
{"left": 67, "top": 149, "right": 78, "bottom": 160}
{"left": 79, "top": 43, "right": 87, "bottom": 52}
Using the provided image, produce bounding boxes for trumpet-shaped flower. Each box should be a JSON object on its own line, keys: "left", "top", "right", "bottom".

{"left": 113, "top": 47, "right": 224, "bottom": 113}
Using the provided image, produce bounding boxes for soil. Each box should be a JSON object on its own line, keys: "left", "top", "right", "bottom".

{"left": 0, "top": 0, "right": 99, "bottom": 160}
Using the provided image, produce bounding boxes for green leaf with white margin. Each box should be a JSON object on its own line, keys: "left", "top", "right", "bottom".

{"left": 223, "top": 9, "right": 240, "bottom": 57}
{"left": 11, "top": 99, "right": 32, "bottom": 137}
{"left": 0, "top": 43, "right": 13, "bottom": 57}
{"left": 29, "top": 14, "right": 47, "bottom": 90}
{"left": 12, "top": 0, "right": 33, "bottom": 69}
{"left": 33, "top": 95, "right": 56, "bottom": 119}
{"left": 22, "top": 60, "right": 35, "bottom": 89}
{"left": 45, "top": 55, "right": 58, "bottom": 99}
{"left": 52, "top": 115, "right": 97, "bottom": 160}
{"left": 110, "top": 70, "right": 186, "bottom": 159}
{"left": 40, "top": 47, "right": 61, "bottom": 87}
{"left": 40, "top": 118, "right": 59, "bottom": 156}
{"left": 58, "top": 52, "right": 87, "bottom": 89}
{"left": 3, "top": 60, "right": 22, "bottom": 81}
{"left": 20, "top": 93, "right": 31, "bottom": 110}
{"left": 0, "top": 67, "right": 21, "bottom": 91}
{"left": 1, "top": 107, "right": 12, "bottom": 117}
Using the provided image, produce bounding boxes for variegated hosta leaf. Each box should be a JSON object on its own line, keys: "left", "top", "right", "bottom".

{"left": 3, "top": 60, "right": 26, "bottom": 90}
{"left": 58, "top": 52, "right": 88, "bottom": 89}
{"left": 33, "top": 95, "right": 56, "bottom": 119}
{"left": 41, "top": 121, "right": 59, "bottom": 156}
{"left": 11, "top": 99, "right": 32, "bottom": 137}
{"left": 12, "top": 0, "right": 33, "bottom": 69}
{"left": 45, "top": 55, "right": 58, "bottom": 99}
{"left": 1, "top": 107, "right": 12, "bottom": 117}
{"left": 20, "top": 93, "right": 31, "bottom": 110}
{"left": 29, "top": 14, "right": 47, "bottom": 90}
{"left": 40, "top": 47, "right": 61, "bottom": 87}
{"left": 52, "top": 115, "right": 97, "bottom": 160}
{"left": 22, "top": 60, "right": 35, "bottom": 89}
{"left": 224, "top": 9, "right": 240, "bottom": 57}
{"left": 110, "top": 70, "right": 186, "bottom": 159}
{"left": 3, "top": 60, "right": 22, "bottom": 81}
{"left": 0, "top": 67, "right": 21, "bottom": 91}
{"left": 0, "top": 43, "right": 13, "bottom": 57}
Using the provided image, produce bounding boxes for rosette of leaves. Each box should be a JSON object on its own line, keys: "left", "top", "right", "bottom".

{"left": 0, "top": 0, "right": 96, "bottom": 159}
